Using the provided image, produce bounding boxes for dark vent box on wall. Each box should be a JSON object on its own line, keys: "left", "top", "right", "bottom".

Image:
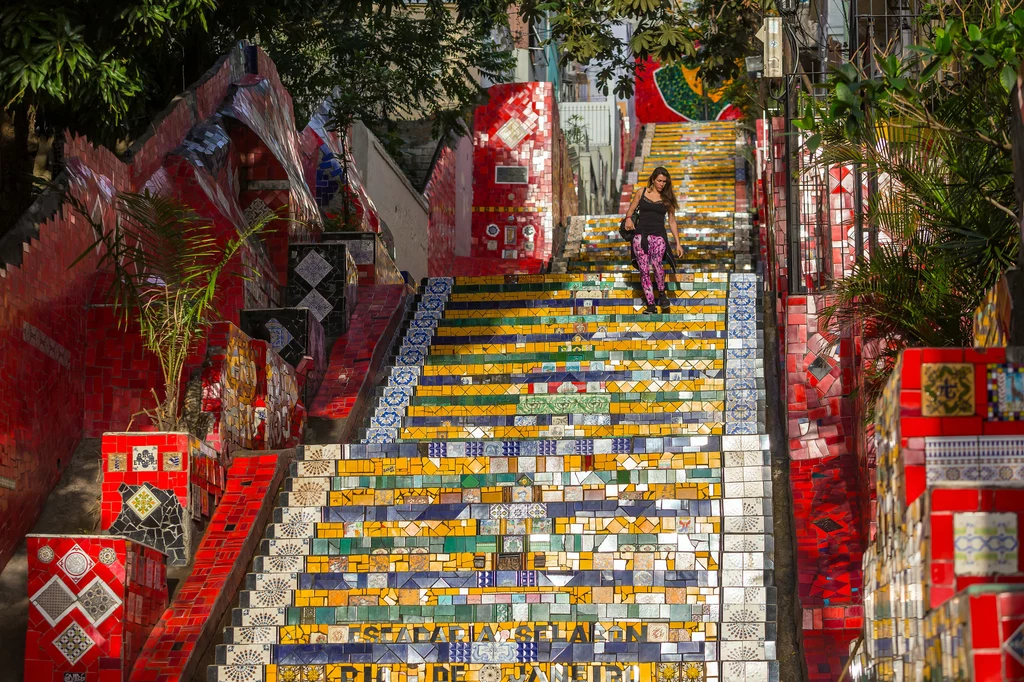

{"left": 285, "top": 244, "right": 358, "bottom": 337}
{"left": 240, "top": 307, "right": 326, "bottom": 406}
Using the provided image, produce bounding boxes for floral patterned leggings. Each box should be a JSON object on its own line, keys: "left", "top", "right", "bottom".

{"left": 632, "top": 234, "right": 667, "bottom": 304}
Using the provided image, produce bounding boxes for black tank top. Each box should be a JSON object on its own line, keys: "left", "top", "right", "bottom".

{"left": 635, "top": 193, "right": 669, "bottom": 238}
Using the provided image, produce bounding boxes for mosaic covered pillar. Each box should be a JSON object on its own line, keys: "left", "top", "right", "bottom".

{"left": 855, "top": 347, "right": 1024, "bottom": 679}
{"left": 24, "top": 535, "right": 168, "bottom": 682}
{"left": 248, "top": 339, "right": 300, "bottom": 450}
{"left": 100, "top": 433, "right": 199, "bottom": 566}
{"left": 319, "top": 231, "right": 377, "bottom": 286}
{"left": 285, "top": 243, "right": 359, "bottom": 337}
{"left": 240, "top": 307, "right": 326, "bottom": 407}
{"left": 201, "top": 323, "right": 259, "bottom": 461}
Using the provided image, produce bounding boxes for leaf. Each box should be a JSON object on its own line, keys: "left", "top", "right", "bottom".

{"left": 968, "top": 24, "right": 982, "bottom": 42}
{"left": 977, "top": 52, "right": 997, "bottom": 68}
{"left": 1001, "top": 64, "right": 1017, "bottom": 92}
{"left": 835, "top": 82, "right": 856, "bottom": 106}
{"left": 804, "top": 133, "right": 821, "bottom": 154}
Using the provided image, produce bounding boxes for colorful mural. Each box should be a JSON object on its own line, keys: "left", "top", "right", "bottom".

{"left": 635, "top": 58, "right": 742, "bottom": 124}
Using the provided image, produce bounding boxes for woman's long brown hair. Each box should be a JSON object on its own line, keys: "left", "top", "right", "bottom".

{"left": 647, "top": 167, "right": 678, "bottom": 211}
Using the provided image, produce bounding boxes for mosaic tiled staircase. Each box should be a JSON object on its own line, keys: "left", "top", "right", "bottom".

{"left": 208, "top": 121, "right": 776, "bottom": 682}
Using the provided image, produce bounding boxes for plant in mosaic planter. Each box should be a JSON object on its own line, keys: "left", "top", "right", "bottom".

{"left": 73, "top": 192, "right": 274, "bottom": 430}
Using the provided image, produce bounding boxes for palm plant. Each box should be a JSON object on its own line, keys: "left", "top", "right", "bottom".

{"left": 73, "top": 191, "right": 273, "bottom": 431}
{"left": 796, "top": 1, "right": 1022, "bottom": 410}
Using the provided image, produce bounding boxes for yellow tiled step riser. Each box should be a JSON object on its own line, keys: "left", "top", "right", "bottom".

{"left": 572, "top": 252, "right": 736, "bottom": 260}
{"left": 288, "top": 589, "right": 716, "bottom": 606}
{"left": 260, "top": 552, "right": 718, "bottom": 574}
{"left": 224, "top": 661, "right": 713, "bottom": 681}
{"left": 286, "top": 584, "right": 719, "bottom": 607}
{"left": 431, "top": 323, "right": 725, "bottom": 335}
{"left": 587, "top": 222, "right": 735, "bottom": 230}
{"left": 571, "top": 258, "right": 736, "bottom": 266}
{"left": 266, "top": 548, "right": 720, "bottom": 568}
{"left": 567, "top": 263, "right": 736, "bottom": 271}
{"left": 578, "top": 237, "right": 736, "bottom": 245}
{"left": 325, "top": 484, "right": 720, "bottom": 506}
{"left": 423, "top": 327, "right": 729, "bottom": 342}
{"left": 306, "top": 452, "right": 723, "bottom": 476}
{"left": 421, "top": 360, "right": 724, "bottom": 376}
{"left": 577, "top": 242, "right": 735, "bottom": 249}
{"left": 398, "top": 424, "right": 723, "bottom": 440}
{"left": 583, "top": 229, "right": 736, "bottom": 237}
{"left": 415, "top": 380, "right": 722, "bottom": 396}
{"left": 584, "top": 214, "right": 737, "bottom": 223}
{"left": 406, "top": 402, "right": 724, "bottom": 417}
{"left": 281, "top": 518, "right": 717, "bottom": 536}
{"left": 266, "top": 553, "right": 723, "bottom": 576}
{"left": 450, "top": 273, "right": 730, "bottom": 285}
{"left": 446, "top": 291, "right": 728, "bottom": 303}
{"left": 426, "top": 340, "right": 726, "bottom": 355}
{"left": 439, "top": 309, "right": 725, "bottom": 319}
{"left": 641, "top": 163, "right": 734, "bottom": 170}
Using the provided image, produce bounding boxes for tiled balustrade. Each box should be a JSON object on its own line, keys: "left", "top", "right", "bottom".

{"left": 24, "top": 535, "right": 168, "bottom": 682}
{"left": 129, "top": 453, "right": 287, "bottom": 682}
{"left": 850, "top": 347, "right": 1024, "bottom": 680}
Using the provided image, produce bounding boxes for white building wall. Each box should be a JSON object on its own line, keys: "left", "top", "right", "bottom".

{"left": 454, "top": 135, "right": 474, "bottom": 257}
{"left": 350, "top": 121, "right": 430, "bottom": 282}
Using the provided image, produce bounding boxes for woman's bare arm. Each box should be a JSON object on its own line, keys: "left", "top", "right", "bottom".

{"left": 624, "top": 190, "right": 643, "bottom": 230}
{"left": 668, "top": 211, "right": 682, "bottom": 255}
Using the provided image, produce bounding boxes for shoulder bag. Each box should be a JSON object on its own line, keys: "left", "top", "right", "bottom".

{"left": 619, "top": 196, "right": 640, "bottom": 241}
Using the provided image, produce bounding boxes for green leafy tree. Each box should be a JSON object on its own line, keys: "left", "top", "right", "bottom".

{"left": 0, "top": 1, "right": 514, "bottom": 236}
{"left": 0, "top": 0, "right": 214, "bottom": 235}
{"left": 71, "top": 192, "right": 272, "bottom": 431}
{"left": 796, "top": 0, "right": 1022, "bottom": 410}
{"left": 460, "top": 0, "right": 762, "bottom": 97}
{"left": 256, "top": 3, "right": 514, "bottom": 153}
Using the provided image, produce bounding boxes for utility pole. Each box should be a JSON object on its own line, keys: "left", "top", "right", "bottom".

{"left": 1010, "top": 65, "right": 1024, "bottom": 344}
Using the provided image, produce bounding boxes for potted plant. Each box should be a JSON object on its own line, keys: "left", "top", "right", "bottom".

{"left": 75, "top": 191, "right": 272, "bottom": 430}
{"left": 70, "top": 191, "right": 273, "bottom": 563}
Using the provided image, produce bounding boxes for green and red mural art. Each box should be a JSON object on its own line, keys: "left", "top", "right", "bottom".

{"left": 635, "top": 58, "right": 742, "bottom": 124}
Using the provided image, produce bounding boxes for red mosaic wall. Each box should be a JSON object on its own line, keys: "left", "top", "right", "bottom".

{"left": 0, "top": 43, "right": 336, "bottom": 573}
{"left": 471, "top": 82, "right": 576, "bottom": 271}
{"left": 756, "top": 116, "right": 866, "bottom": 680}
{"left": 0, "top": 137, "right": 120, "bottom": 572}
{"left": 7, "top": 41, "right": 414, "bottom": 682}
{"left": 24, "top": 535, "right": 168, "bottom": 682}
{"left": 424, "top": 145, "right": 457, "bottom": 277}
{"left": 129, "top": 452, "right": 285, "bottom": 682}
